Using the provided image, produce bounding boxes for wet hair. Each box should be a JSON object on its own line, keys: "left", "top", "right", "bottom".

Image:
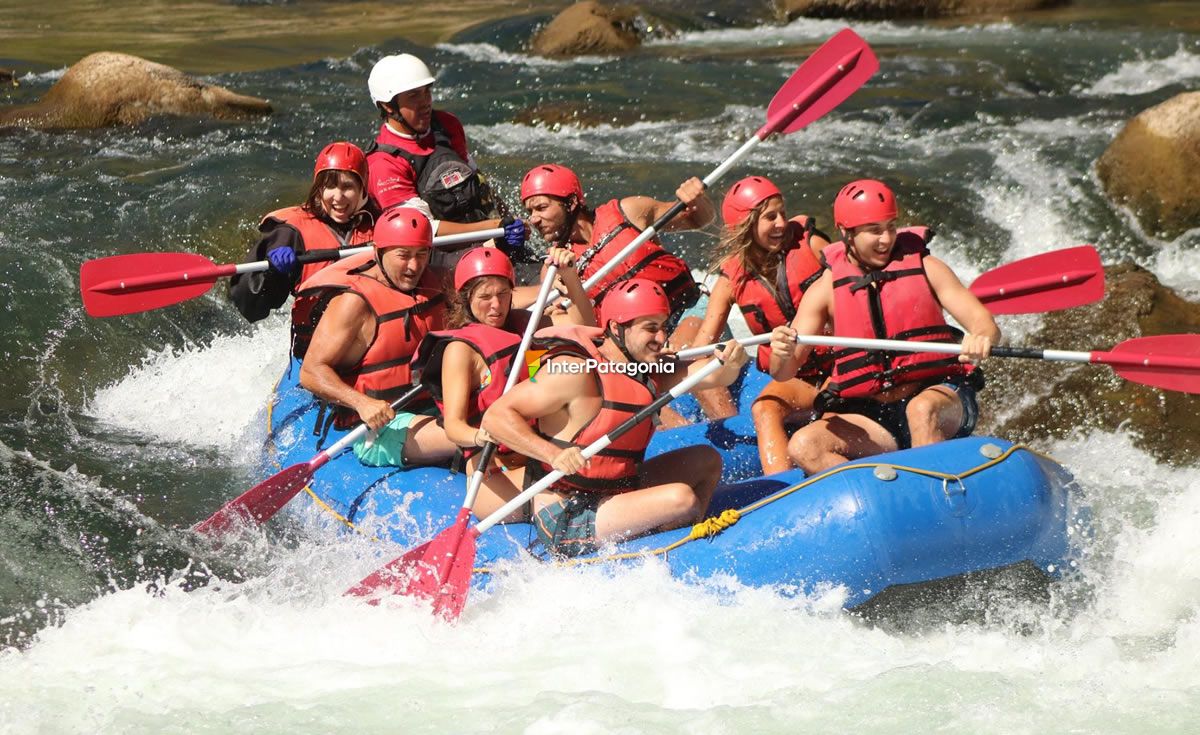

{"left": 302, "top": 170, "right": 364, "bottom": 219}
{"left": 448, "top": 274, "right": 511, "bottom": 329}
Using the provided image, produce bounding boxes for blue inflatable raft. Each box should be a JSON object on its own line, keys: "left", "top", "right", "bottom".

{"left": 263, "top": 358, "right": 1081, "bottom": 609}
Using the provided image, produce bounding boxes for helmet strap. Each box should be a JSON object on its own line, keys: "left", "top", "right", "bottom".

{"left": 607, "top": 321, "right": 641, "bottom": 365}
{"left": 376, "top": 250, "right": 407, "bottom": 291}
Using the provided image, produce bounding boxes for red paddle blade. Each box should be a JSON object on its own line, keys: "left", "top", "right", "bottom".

{"left": 1106, "top": 335, "right": 1200, "bottom": 394}
{"left": 970, "top": 245, "right": 1104, "bottom": 315}
{"left": 763, "top": 28, "right": 879, "bottom": 136}
{"left": 345, "top": 513, "right": 478, "bottom": 622}
{"left": 80, "top": 252, "right": 224, "bottom": 317}
{"left": 193, "top": 461, "right": 315, "bottom": 536}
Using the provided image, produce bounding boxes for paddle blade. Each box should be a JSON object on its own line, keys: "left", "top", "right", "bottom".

{"left": 1107, "top": 335, "right": 1200, "bottom": 395}
{"left": 764, "top": 28, "right": 879, "bottom": 136}
{"left": 80, "top": 252, "right": 223, "bottom": 317}
{"left": 970, "top": 245, "right": 1105, "bottom": 315}
{"left": 345, "top": 513, "right": 478, "bottom": 622}
{"left": 193, "top": 461, "right": 315, "bottom": 536}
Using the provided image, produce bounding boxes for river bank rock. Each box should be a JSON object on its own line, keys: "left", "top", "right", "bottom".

{"left": 1096, "top": 91, "right": 1200, "bottom": 240}
{"left": 532, "top": 1, "right": 648, "bottom": 57}
{"left": 776, "top": 0, "right": 1068, "bottom": 20}
{"left": 980, "top": 263, "right": 1200, "bottom": 465}
{"left": 0, "top": 52, "right": 271, "bottom": 130}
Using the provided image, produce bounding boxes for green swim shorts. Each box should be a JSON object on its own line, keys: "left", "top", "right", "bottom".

{"left": 352, "top": 410, "right": 431, "bottom": 468}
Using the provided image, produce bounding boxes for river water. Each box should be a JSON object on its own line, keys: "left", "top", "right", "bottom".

{"left": 1, "top": 3, "right": 1199, "bottom": 732}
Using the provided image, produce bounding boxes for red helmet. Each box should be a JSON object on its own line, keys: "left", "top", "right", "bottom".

{"left": 833, "top": 179, "right": 898, "bottom": 230}
{"left": 600, "top": 279, "right": 670, "bottom": 326}
{"left": 520, "top": 164, "right": 584, "bottom": 205}
{"left": 375, "top": 207, "right": 433, "bottom": 250}
{"left": 314, "top": 141, "right": 369, "bottom": 185}
{"left": 721, "top": 176, "right": 782, "bottom": 227}
{"left": 454, "top": 247, "right": 515, "bottom": 291}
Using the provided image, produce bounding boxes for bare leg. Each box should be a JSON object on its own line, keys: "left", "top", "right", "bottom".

{"left": 465, "top": 452, "right": 529, "bottom": 524}
{"left": 694, "top": 386, "right": 737, "bottom": 421}
{"left": 400, "top": 416, "right": 459, "bottom": 465}
{"left": 657, "top": 404, "right": 690, "bottom": 430}
{"left": 787, "top": 413, "right": 899, "bottom": 474}
{"left": 592, "top": 445, "right": 722, "bottom": 542}
{"left": 905, "top": 385, "right": 962, "bottom": 447}
{"left": 751, "top": 378, "right": 820, "bottom": 475}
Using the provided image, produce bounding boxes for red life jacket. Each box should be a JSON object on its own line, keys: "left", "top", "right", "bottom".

{"left": 573, "top": 200, "right": 700, "bottom": 315}
{"left": 823, "top": 227, "right": 971, "bottom": 399}
{"left": 291, "top": 251, "right": 446, "bottom": 427}
{"left": 719, "top": 215, "right": 830, "bottom": 375}
{"left": 530, "top": 324, "right": 660, "bottom": 494}
{"left": 415, "top": 321, "right": 526, "bottom": 457}
{"left": 261, "top": 206, "right": 374, "bottom": 288}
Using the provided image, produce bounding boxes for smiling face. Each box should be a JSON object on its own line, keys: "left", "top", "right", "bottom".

{"left": 750, "top": 196, "right": 788, "bottom": 254}
{"left": 524, "top": 194, "right": 574, "bottom": 243}
{"left": 466, "top": 275, "right": 513, "bottom": 328}
{"left": 611, "top": 315, "right": 669, "bottom": 363}
{"left": 844, "top": 219, "right": 899, "bottom": 270}
{"left": 318, "top": 172, "right": 366, "bottom": 224}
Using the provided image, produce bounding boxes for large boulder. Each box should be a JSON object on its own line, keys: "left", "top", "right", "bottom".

{"left": 1097, "top": 91, "right": 1200, "bottom": 240}
{"left": 777, "top": 0, "right": 1068, "bottom": 20}
{"left": 0, "top": 52, "right": 271, "bottom": 130}
{"left": 532, "top": 1, "right": 645, "bottom": 57}
{"left": 980, "top": 263, "right": 1200, "bottom": 465}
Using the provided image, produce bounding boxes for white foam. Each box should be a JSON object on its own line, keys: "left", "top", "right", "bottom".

{"left": 652, "top": 17, "right": 1022, "bottom": 49}
{"left": 88, "top": 316, "right": 289, "bottom": 457}
{"left": 437, "top": 41, "right": 613, "bottom": 68}
{"left": 1080, "top": 47, "right": 1200, "bottom": 97}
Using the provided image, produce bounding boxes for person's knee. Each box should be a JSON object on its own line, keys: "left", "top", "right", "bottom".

{"left": 664, "top": 482, "right": 705, "bottom": 519}
{"left": 788, "top": 428, "right": 823, "bottom": 470}
{"left": 906, "top": 393, "right": 951, "bottom": 439}
{"left": 751, "top": 396, "right": 784, "bottom": 425}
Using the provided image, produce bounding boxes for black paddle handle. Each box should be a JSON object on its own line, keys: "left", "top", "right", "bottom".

{"left": 991, "top": 346, "right": 1046, "bottom": 360}
{"left": 297, "top": 244, "right": 373, "bottom": 265}
{"left": 647, "top": 183, "right": 708, "bottom": 233}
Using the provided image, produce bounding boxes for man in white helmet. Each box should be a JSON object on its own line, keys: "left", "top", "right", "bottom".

{"left": 366, "top": 53, "right": 526, "bottom": 269}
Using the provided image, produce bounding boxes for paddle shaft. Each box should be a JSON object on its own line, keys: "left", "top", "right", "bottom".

{"left": 87, "top": 228, "right": 504, "bottom": 295}
{"left": 472, "top": 356, "right": 726, "bottom": 535}
{"left": 682, "top": 332, "right": 1200, "bottom": 373}
{"left": 539, "top": 45, "right": 871, "bottom": 311}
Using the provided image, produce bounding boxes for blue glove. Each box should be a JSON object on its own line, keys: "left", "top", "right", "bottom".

{"left": 266, "top": 246, "right": 298, "bottom": 275}
{"left": 499, "top": 216, "right": 528, "bottom": 256}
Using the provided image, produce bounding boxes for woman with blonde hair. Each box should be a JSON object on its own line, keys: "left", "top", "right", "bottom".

{"left": 691, "top": 176, "right": 832, "bottom": 474}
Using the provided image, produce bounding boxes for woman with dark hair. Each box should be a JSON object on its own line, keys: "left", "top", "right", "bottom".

{"left": 415, "top": 245, "right": 594, "bottom": 518}
{"left": 229, "top": 141, "right": 376, "bottom": 322}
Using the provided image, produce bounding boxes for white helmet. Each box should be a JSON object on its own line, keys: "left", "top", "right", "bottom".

{"left": 368, "top": 54, "right": 435, "bottom": 104}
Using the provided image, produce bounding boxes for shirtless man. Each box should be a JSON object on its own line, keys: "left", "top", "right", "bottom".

{"left": 482, "top": 278, "right": 748, "bottom": 557}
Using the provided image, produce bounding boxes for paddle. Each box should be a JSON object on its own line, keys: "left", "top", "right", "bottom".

{"left": 193, "top": 384, "right": 426, "bottom": 537}
{"left": 675, "top": 245, "right": 1107, "bottom": 360}
{"left": 407, "top": 261, "right": 565, "bottom": 600}
{"left": 80, "top": 228, "right": 505, "bottom": 318}
{"left": 685, "top": 333, "right": 1200, "bottom": 395}
{"left": 344, "top": 353, "right": 733, "bottom": 619}
{"left": 542, "top": 27, "right": 878, "bottom": 310}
